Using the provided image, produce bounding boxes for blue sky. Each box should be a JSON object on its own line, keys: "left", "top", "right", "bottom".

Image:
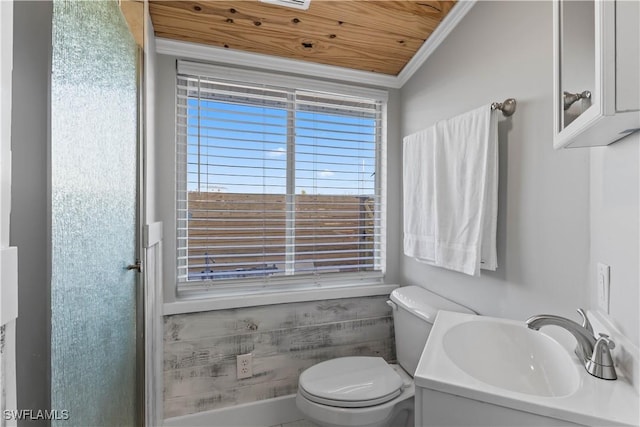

{"left": 186, "top": 98, "right": 377, "bottom": 196}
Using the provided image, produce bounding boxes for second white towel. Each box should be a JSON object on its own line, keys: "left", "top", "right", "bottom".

{"left": 403, "top": 104, "right": 498, "bottom": 276}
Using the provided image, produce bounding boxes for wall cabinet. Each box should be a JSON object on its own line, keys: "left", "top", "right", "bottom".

{"left": 553, "top": 0, "right": 640, "bottom": 149}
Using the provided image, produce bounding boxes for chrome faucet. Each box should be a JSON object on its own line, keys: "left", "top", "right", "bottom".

{"left": 526, "top": 308, "right": 617, "bottom": 380}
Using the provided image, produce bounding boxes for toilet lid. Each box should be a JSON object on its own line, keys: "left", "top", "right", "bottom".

{"left": 298, "top": 357, "right": 404, "bottom": 408}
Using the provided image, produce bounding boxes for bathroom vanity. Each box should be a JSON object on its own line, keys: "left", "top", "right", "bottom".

{"left": 414, "top": 311, "right": 640, "bottom": 427}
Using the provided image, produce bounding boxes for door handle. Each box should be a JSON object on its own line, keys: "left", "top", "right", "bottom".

{"left": 126, "top": 259, "right": 143, "bottom": 273}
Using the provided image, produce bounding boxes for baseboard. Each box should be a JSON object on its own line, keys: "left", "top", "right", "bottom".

{"left": 163, "top": 394, "right": 303, "bottom": 427}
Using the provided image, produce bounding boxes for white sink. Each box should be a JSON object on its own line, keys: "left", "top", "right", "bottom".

{"left": 415, "top": 311, "right": 640, "bottom": 427}
{"left": 442, "top": 319, "right": 579, "bottom": 397}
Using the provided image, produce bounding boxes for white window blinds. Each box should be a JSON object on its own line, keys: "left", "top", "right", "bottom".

{"left": 176, "top": 70, "right": 384, "bottom": 288}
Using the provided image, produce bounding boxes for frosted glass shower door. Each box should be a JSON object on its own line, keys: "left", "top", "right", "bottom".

{"left": 51, "top": 1, "right": 139, "bottom": 425}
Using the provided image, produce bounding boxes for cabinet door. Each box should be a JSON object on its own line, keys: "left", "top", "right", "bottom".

{"left": 616, "top": 0, "right": 640, "bottom": 112}
{"left": 553, "top": 0, "right": 640, "bottom": 149}
{"left": 560, "top": 0, "right": 595, "bottom": 129}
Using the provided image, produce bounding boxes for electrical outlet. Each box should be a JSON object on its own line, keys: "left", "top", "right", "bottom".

{"left": 236, "top": 353, "right": 253, "bottom": 379}
{"left": 597, "top": 263, "right": 610, "bottom": 314}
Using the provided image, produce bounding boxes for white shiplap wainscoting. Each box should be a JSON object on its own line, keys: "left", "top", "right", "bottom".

{"left": 144, "top": 222, "right": 164, "bottom": 425}
{"left": 163, "top": 295, "right": 395, "bottom": 418}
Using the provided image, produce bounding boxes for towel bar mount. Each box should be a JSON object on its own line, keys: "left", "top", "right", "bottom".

{"left": 491, "top": 98, "right": 517, "bottom": 117}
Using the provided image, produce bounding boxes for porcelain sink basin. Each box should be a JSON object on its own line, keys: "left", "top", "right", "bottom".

{"left": 442, "top": 318, "right": 580, "bottom": 397}
{"left": 416, "top": 311, "right": 639, "bottom": 427}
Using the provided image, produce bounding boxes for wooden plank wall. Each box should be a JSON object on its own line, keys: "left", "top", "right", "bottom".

{"left": 163, "top": 295, "right": 395, "bottom": 418}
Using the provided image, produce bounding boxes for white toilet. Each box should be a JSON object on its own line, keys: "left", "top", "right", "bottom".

{"left": 295, "top": 286, "right": 475, "bottom": 427}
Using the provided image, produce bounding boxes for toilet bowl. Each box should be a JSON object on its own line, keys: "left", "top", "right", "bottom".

{"left": 296, "top": 358, "right": 414, "bottom": 427}
{"left": 295, "top": 286, "right": 474, "bottom": 427}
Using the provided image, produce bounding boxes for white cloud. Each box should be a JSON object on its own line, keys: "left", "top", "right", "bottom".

{"left": 268, "top": 147, "right": 286, "bottom": 157}
{"left": 319, "top": 169, "right": 334, "bottom": 177}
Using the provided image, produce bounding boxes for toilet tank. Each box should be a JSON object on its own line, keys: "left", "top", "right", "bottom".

{"left": 389, "top": 286, "right": 475, "bottom": 376}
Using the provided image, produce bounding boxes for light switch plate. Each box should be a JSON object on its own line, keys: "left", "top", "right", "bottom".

{"left": 597, "top": 263, "right": 610, "bottom": 314}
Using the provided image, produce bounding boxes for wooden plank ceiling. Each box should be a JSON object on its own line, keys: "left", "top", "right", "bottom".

{"left": 149, "top": 0, "right": 457, "bottom": 75}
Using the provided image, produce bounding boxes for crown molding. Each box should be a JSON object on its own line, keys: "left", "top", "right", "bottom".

{"left": 155, "top": 0, "right": 476, "bottom": 89}
{"left": 156, "top": 38, "right": 401, "bottom": 88}
{"left": 396, "top": 0, "right": 477, "bottom": 86}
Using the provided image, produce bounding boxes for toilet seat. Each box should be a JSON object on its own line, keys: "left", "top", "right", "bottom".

{"left": 299, "top": 385, "right": 402, "bottom": 408}
{"left": 298, "top": 357, "right": 404, "bottom": 409}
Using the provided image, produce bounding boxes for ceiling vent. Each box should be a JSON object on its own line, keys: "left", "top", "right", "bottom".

{"left": 259, "top": 0, "right": 311, "bottom": 10}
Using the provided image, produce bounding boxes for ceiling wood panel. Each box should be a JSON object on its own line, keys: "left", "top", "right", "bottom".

{"left": 149, "top": 0, "right": 457, "bottom": 75}
{"left": 119, "top": 0, "right": 144, "bottom": 47}
{"left": 150, "top": 3, "right": 426, "bottom": 54}
{"left": 150, "top": 7, "right": 413, "bottom": 72}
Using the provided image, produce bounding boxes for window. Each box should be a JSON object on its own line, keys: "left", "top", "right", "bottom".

{"left": 176, "top": 63, "right": 386, "bottom": 292}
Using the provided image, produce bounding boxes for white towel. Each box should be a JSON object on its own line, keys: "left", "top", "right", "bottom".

{"left": 403, "top": 105, "right": 498, "bottom": 276}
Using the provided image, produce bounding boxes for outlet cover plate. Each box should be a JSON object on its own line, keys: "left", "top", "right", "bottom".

{"left": 237, "top": 353, "right": 253, "bottom": 379}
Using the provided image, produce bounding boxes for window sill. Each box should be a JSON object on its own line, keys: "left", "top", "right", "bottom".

{"left": 163, "top": 283, "right": 399, "bottom": 315}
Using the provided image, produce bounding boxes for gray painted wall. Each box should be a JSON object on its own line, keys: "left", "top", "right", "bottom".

{"left": 10, "top": 1, "right": 52, "bottom": 424}
{"left": 385, "top": 88, "right": 402, "bottom": 284}
{"left": 398, "top": 1, "right": 592, "bottom": 320}
{"left": 589, "top": 133, "right": 639, "bottom": 346}
{"left": 155, "top": 54, "right": 174, "bottom": 301}
{"left": 144, "top": 6, "right": 157, "bottom": 226}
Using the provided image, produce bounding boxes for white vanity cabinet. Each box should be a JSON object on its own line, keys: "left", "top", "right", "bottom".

{"left": 553, "top": 0, "right": 640, "bottom": 149}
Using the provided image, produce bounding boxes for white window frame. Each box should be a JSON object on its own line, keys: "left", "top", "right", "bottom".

{"left": 173, "top": 61, "right": 389, "bottom": 299}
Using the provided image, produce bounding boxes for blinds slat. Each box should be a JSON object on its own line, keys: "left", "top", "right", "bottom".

{"left": 180, "top": 249, "right": 378, "bottom": 262}
{"left": 176, "top": 73, "right": 383, "bottom": 285}
{"left": 185, "top": 241, "right": 380, "bottom": 251}
{"left": 178, "top": 232, "right": 379, "bottom": 241}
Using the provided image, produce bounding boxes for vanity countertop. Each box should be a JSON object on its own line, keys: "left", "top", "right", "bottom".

{"left": 415, "top": 311, "right": 640, "bottom": 427}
